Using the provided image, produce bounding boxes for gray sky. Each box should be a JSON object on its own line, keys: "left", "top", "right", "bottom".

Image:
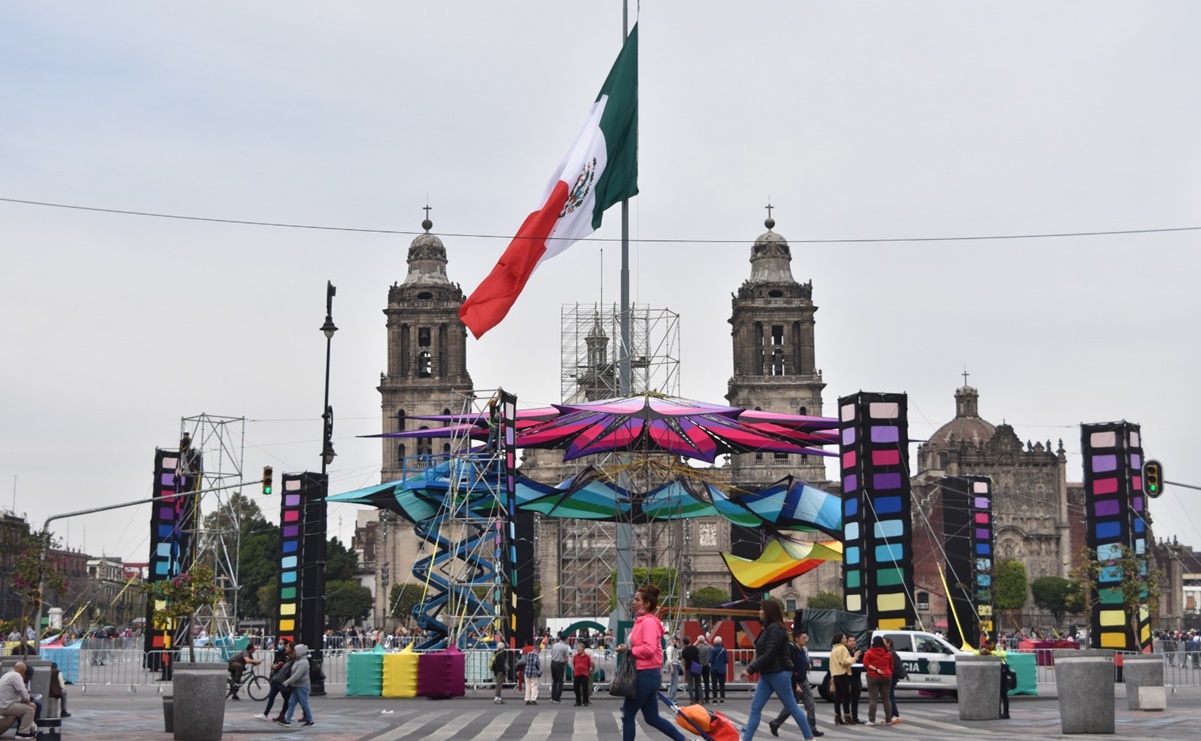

{"left": 3, "top": 2, "right": 1199, "bottom": 564}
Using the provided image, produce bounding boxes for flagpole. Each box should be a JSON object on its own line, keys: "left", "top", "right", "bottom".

{"left": 614, "top": 0, "right": 636, "bottom": 627}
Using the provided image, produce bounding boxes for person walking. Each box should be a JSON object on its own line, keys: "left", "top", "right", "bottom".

{"left": 980, "top": 638, "right": 1011, "bottom": 718}
{"left": 862, "top": 636, "right": 893, "bottom": 725}
{"left": 572, "top": 641, "right": 594, "bottom": 706}
{"left": 709, "top": 636, "right": 728, "bottom": 704}
{"left": 616, "top": 584, "right": 688, "bottom": 741}
{"left": 549, "top": 633, "right": 571, "bottom": 703}
{"left": 769, "top": 631, "right": 822, "bottom": 737}
{"left": 256, "top": 639, "right": 293, "bottom": 721}
{"left": 276, "top": 644, "right": 313, "bottom": 728}
{"left": 829, "top": 633, "right": 855, "bottom": 726}
{"left": 680, "top": 636, "right": 702, "bottom": 705}
{"left": 665, "top": 638, "right": 681, "bottom": 703}
{"left": 738, "top": 598, "right": 815, "bottom": 741}
{"left": 696, "top": 635, "right": 713, "bottom": 704}
{"left": 491, "top": 642, "right": 509, "bottom": 705}
{"left": 523, "top": 647, "right": 542, "bottom": 705}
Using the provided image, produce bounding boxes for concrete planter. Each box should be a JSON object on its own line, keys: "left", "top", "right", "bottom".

{"left": 957, "top": 654, "right": 1002, "bottom": 720}
{"left": 1054, "top": 649, "right": 1115, "bottom": 734}
{"left": 172, "top": 662, "right": 228, "bottom": 741}
{"left": 1122, "top": 654, "right": 1165, "bottom": 711}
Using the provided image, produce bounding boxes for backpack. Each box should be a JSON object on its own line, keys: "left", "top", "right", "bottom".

{"left": 891, "top": 651, "right": 907, "bottom": 680}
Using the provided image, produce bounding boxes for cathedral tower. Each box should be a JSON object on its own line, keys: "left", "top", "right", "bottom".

{"left": 726, "top": 214, "right": 827, "bottom": 488}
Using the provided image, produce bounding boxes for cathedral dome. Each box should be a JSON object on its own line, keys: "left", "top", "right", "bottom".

{"left": 403, "top": 219, "right": 451, "bottom": 286}
{"left": 749, "top": 217, "right": 795, "bottom": 284}
{"left": 927, "top": 384, "right": 996, "bottom": 449}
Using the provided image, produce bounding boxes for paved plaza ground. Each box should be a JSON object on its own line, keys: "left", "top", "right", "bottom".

{"left": 50, "top": 682, "right": 1201, "bottom": 741}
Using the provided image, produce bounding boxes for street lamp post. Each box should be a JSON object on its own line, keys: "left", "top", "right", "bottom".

{"left": 309, "top": 280, "right": 337, "bottom": 696}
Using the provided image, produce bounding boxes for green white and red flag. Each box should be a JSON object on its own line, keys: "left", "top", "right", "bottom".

{"left": 460, "top": 25, "right": 638, "bottom": 339}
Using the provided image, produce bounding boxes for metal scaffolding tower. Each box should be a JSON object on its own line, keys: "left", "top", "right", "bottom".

{"left": 560, "top": 303, "right": 680, "bottom": 404}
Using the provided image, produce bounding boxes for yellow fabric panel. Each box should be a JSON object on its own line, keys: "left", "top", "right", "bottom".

{"left": 1099, "top": 609, "right": 1125, "bottom": 626}
{"left": 876, "top": 593, "right": 906, "bottom": 612}
{"left": 279, "top": 603, "right": 296, "bottom": 616}
{"left": 846, "top": 594, "right": 862, "bottom": 611}
{"left": 279, "top": 619, "right": 295, "bottom": 631}
{"left": 1099, "top": 632, "right": 1127, "bottom": 648}
{"left": 877, "top": 617, "right": 907, "bottom": 631}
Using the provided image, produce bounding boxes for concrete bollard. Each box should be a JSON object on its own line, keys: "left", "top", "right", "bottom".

{"left": 1122, "top": 654, "right": 1165, "bottom": 711}
{"left": 1054, "top": 649, "right": 1115, "bottom": 734}
{"left": 171, "top": 662, "right": 228, "bottom": 741}
{"left": 957, "top": 654, "right": 1003, "bottom": 721}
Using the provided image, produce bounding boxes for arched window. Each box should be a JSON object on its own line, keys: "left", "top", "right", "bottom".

{"left": 799, "top": 406, "right": 808, "bottom": 416}
{"left": 417, "top": 427, "right": 432, "bottom": 457}
{"left": 396, "top": 409, "right": 407, "bottom": 432}
{"left": 397, "top": 442, "right": 406, "bottom": 462}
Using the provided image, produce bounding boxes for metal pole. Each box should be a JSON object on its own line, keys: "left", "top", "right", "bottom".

{"left": 614, "top": 1, "right": 635, "bottom": 625}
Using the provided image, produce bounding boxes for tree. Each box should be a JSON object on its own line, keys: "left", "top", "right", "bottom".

{"left": 144, "top": 561, "right": 223, "bottom": 661}
{"left": 388, "top": 582, "right": 426, "bottom": 626}
{"left": 256, "top": 578, "right": 277, "bottom": 619}
{"left": 690, "top": 587, "right": 730, "bottom": 610}
{"left": 807, "top": 591, "right": 843, "bottom": 610}
{"left": 1030, "top": 576, "right": 1073, "bottom": 624}
{"left": 324, "top": 580, "right": 373, "bottom": 629}
{"left": 325, "top": 537, "right": 358, "bottom": 582}
{"left": 4, "top": 529, "right": 69, "bottom": 634}
{"left": 608, "top": 567, "right": 679, "bottom": 611}
{"left": 993, "top": 559, "right": 1028, "bottom": 629}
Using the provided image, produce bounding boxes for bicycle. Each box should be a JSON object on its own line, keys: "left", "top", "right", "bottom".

{"left": 226, "top": 669, "right": 270, "bottom": 701}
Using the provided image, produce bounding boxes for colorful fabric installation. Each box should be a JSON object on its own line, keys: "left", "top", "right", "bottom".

{"left": 942, "top": 476, "right": 994, "bottom": 649}
{"left": 721, "top": 538, "right": 842, "bottom": 591}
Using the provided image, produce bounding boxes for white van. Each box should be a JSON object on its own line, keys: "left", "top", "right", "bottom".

{"left": 809, "top": 630, "right": 969, "bottom": 699}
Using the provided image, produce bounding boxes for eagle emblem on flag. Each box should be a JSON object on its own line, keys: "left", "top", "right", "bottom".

{"left": 560, "top": 157, "right": 597, "bottom": 217}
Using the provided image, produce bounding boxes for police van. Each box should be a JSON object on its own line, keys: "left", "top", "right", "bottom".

{"left": 808, "top": 630, "right": 970, "bottom": 699}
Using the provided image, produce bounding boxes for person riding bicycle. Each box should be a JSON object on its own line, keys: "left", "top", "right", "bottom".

{"left": 228, "top": 643, "right": 262, "bottom": 700}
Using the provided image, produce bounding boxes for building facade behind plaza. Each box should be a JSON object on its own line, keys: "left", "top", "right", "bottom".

{"left": 355, "top": 215, "right": 1190, "bottom": 631}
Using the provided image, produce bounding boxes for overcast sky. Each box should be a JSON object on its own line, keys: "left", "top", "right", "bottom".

{"left": 3, "top": 2, "right": 1199, "bottom": 565}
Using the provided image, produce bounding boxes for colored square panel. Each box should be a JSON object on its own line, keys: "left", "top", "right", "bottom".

{"left": 974, "top": 497, "right": 990, "bottom": 509}
{"left": 1090, "top": 454, "right": 1117, "bottom": 472}
{"left": 842, "top": 451, "right": 857, "bottom": 468}
{"left": 282, "top": 556, "right": 298, "bottom": 569}
{"left": 975, "top": 543, "right": 991, "bottom": 555}
{"left": 156, "top": 543, "right": 172, "bottom": 557}
{"left": 877, "top": 568, "right": 905, "bottom": 586}
{"left": 842, "top": 428, "right": 856, "bottom": 445}
{"left": 1099, "top": 609, "right": 1126, "bottom": 627}
{"left": 843, "top": 498, "right": 859, "bottom": 517}
{"left": 155, "top": 562, "right": 169, "bottom": 575}
{"left": 161, "top": 473, "right": 177, "bottom": 486}
{"left": 870, "top": 426, "right": 899, "bottom": 443}
{"left": 281, "top": 571, "right": 297, "bottom": 584}
{"left": 1096, "top": 522, "right": 1121, "bottom": 539}
{"left": 878, "top": 617, "right": 907, "bottom": 631}
{"left": 846, "top": 546, "right": 861, "bottom": 565}
{"left": 1129, "top": 453, "right": 1141, "bottom": 469}
{"left": 159, "top": 507, "right": 175, "bottom": 520}
{"left": 877, "top": 592, "right": 907, "bottom": 612}
{"left": 158, "top": 524, "right": 175, "bottom": 538}
{"left": 843, "top": 474, "right": 858, "bottom": 492}
{"left": 285, "top": 494, "right": 301, "bottom": 506}
{"left": 975, "top": 513, "right": 990, "bottom": 524}
{"left": 869, "top": 402, "right": 899, "bottom": 419}
{"left": 846, "top": 570, "right": 861, "bottom": 588}
{"left": 1132, "top": 496, "right": 1144, "bottom": 512}
{"left": 872, "top": 472, "right": 902, "bottom": 490}
{"left": 279, "top": 619, "right": 295, "bottom": 631}
{"left": 285, "top": 478, "right": 301, "bottom": 491}
{"left": 845, "top": 594, "right": 862, "bottom": 612}
{"left": 1094, "top": 499, "right": 1120, "bottom": 517}
{"left": 1128, "top": 431, "right": 1140, "bottom": 446}
{"left": 873, "top": 519, "right": 904, "bottom": 539}
{"left": 841, "top": 404, "right": 856, "bottom": 422}
{"left": 972, "top": 481, "right": 989, "bottom": 494}
{"left": 283, "top": 510, "right": 300, "bottom": 522}
{"left": 280, "top": 587, "right": 297, "bottom": 599}
{"left": 282, "top": 541, "right": 298, "bottom": 553}
{"left": 845, "top": 522, "right": 860, "bottom": 541}
{"left": 874, "top": 496, "right": 902, "bottom": 514}
{"left": 1092, "top": 478, "right": 1118, "bottom": 495}
{"left": 1097, "top": 543, "right": 1123, "bottom": 560}
{"left": 283, "top": 525, "right": 300, "bottom": 537}
{"left": 279, "top": 603, "right": 296, "bottom": 615}
{"left": 975, "top": 528, "right": 990, "bottom": 540}
{"left": 875, "top": 543, "right": 904, "bottom": 562}
{"left": 1090, "top": 431, "right": 1117, "bottom": 448}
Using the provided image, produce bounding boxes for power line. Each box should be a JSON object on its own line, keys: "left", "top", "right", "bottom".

{"left": 3, "top": 195, "right": 1200, "bottom": 244}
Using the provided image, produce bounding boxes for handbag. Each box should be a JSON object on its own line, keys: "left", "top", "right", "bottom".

{"left": 609, "top": 655, "right": 638, "bottom": 698}
{"left": 690, "top": 660, "right": 702, "bottom": 676}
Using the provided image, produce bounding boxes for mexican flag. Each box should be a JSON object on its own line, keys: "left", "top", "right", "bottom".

{"left": 460, "top": 25, "right": 638, "bottom": 339}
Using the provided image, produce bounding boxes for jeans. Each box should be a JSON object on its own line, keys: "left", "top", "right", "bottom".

{"left": 667, "top": 664, "right": 680, "bottom": 701}
{"left": 888, "top": 677, "right": 899, "bottom": 719}
{"left": 551, "top": 661, "right": 566, "bottom": 701}
{"left": 284, "top": 686, "right": 311, "bottom": 723}
{"left": 772, "top": 681, "right": 816, "bottom": 729}
{"left": 263, "top": 681, "right": 291, "bottom": 717}
{"left": 746, "top": 670, "right": 813, "bottom": 741}
{"left": 623, "top": 668, "right": 685, "bottom": 741}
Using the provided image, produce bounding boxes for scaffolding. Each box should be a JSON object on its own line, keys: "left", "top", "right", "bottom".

{"left": 560, "top": 304, "right": 681, "bottom": 403}
{"left": 179, "top": 413, "right": 245, "bottom": 637}
{"left": 552, "top": 304, "right": 689, "bottom": 618}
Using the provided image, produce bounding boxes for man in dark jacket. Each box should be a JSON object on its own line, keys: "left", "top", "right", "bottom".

{"left": 769, "top": 631, "right": 823, "bottom": 737}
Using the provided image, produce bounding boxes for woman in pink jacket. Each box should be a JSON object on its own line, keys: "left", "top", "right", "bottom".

{"left": 616, "top": 585, "right": 686, "bottom": 741}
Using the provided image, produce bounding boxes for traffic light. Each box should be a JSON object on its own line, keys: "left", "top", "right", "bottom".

{"left": 1142, "top": 459, "right": 1162, "bottom": 498}
{"left": 262, "top": 465, "right": 274, "bottom": 495}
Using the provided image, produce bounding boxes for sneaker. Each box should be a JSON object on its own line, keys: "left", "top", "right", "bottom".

{"left": 16, "top": 732, "right": 37, "bottom": 739}
{"left": 230, "top": 695, "right": 240, "bottom": 701}
{"left": 254, "top": 713, "right": 268, "bottom": 720}
{"left": 61, "top": 712, "right": 72, "bottom": 718}
{"left": 552, "top": 699, "right": 561, "bottom": 703}
{"left": 891, "top": 717, "right": 902, "bottom": 724}
{"left": 274, "top": 719, "right": 291, "bottom": 727}
{"left": 497, "top": 700, "right": 505, "bottom": 704}
{"left": 302, "top": 720, "right": 315, "bottom": 727}
{"left": 868, "top": 721, "right": 877, "bottom": 726}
